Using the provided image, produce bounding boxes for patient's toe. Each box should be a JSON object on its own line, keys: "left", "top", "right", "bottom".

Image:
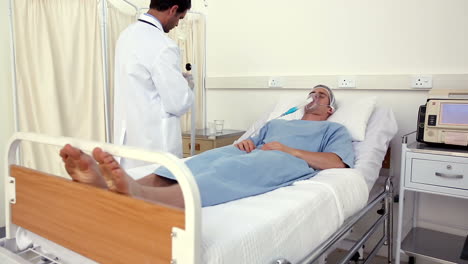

{"left": 112, "top": 171, "right": 127, "bottom": 193}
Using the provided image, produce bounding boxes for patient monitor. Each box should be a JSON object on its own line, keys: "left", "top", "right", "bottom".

{"left": 417, "top": 89, "right": 468, "bottom": 147}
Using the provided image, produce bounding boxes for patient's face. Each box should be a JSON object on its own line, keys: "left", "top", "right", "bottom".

{"left": 305, "top": 87, "right": 332, "bottom": 114}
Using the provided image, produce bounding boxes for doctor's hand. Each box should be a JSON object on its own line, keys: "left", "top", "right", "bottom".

{"left": 261, "top": 141, "right": 294, "bottom": 155}
{"left": 235, "top": 139, "right": 256, "bottom": 153}
{"left": 183, "top": 72, "right": 195, "bottom": 89}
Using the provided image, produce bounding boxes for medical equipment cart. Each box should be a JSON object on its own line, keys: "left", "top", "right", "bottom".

{"left": 396, "top": 132, "right": 468, "bottom": 263}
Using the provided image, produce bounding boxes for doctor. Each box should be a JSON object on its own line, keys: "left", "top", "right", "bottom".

{"left": 113, "top": 0, "right": 194, "bottom": 169}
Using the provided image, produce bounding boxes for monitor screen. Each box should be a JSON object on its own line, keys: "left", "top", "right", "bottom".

{"left": 440, "top": 103, "right": 468, "bottom": 125}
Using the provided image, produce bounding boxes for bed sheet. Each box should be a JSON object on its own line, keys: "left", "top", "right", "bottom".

{"left": 201, "top": 168, "right": 368, "bottom": 264}
{"left": 14, "top": 168, "right": 368, "bottom": 264}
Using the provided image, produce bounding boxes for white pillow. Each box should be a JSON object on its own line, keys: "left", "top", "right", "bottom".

{"left": 353, "top": 106, "right": 398, "bottom": 190}
{"left": 328, "top": 96, "right": 377, "bottom": 141}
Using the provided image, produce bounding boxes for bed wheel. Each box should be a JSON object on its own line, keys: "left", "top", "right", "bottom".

{"left": 377, "top": 203, "right": 386, "bottom": 215}
{"left": 394, "top": 195, "right": 399, "bottom": 203}
{"left": 408, "top": 256, "right": 415, "bottom": 264}
{"left": 350, "top": 251, "right": 361, "bottom": 262}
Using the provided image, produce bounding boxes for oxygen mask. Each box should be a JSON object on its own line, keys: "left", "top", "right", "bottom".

{"left": 304, "top": 91, "right": 330, "bottom": 111}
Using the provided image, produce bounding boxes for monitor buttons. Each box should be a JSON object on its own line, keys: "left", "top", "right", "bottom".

{"left": 427, "top": 115, "right": 437, "bottom": 126}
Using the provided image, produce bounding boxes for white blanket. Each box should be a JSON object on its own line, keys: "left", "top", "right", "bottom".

{"left": 201, "top": 168, "right": 368, "bottom": 263}
{"left": 15, "top": 168, "right": 368, "bottom": 264}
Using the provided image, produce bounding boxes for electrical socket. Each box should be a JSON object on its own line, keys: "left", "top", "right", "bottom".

{"left": 338, "top": 76, "right": 356, "bottom": 88}
{"left": 411, "top": 75, "right": 432, "bottom": 88}
{"left": 268, "top": 77, "right": 284, "bottom": 88}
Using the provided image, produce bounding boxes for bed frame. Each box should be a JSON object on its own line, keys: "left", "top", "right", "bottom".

{"left": 296, "top": 175, "right": 394, "bottom": 264}
{"left": 3, "top": 132, "right": 202, "bottom": 264}
{"left": 2, "top": 132, "right": 393, "bottom": 264}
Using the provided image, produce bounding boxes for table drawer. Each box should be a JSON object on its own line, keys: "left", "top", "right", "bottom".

{"left": 182, "top": 139, "right": 214, "bottom": 155}
{"left": 411, "top": 158, "right": 468, "bottom": 190}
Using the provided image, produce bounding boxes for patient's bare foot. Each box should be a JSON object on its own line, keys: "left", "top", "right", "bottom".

{"left": 92, "top": 148, "right": 142, "bottom": 197}
{"left": 59, "top": 144, "right": 107, "bottom": 189}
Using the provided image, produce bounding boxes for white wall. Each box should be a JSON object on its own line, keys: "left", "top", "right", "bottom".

{"left": 203, "top": 0, "right": 468, "bottom": 258}
{"left": 206, "top": 0, "right": 468, "bottom": 76}
{"left": 0, "top": 0, "right": 14, "bottom": 228}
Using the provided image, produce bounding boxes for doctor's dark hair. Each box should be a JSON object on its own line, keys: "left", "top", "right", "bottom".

{"left": 150, "top": 0, "right": 191, "bottom": 13}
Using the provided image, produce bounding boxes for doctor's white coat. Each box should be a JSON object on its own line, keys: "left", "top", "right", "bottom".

{"left": 113, "top": 14, "right": 194, "bottom": 169}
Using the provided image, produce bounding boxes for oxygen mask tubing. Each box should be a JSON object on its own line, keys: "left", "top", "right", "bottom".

{"left": 278, "top": 96, "right": 315, "bottom": 118}
{"left": 278, "top": 92, "right": 334, "bottom": 118}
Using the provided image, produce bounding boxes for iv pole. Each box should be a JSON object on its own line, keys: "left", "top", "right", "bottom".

{"left": 8, "top": 0, "right": 22, "bottom": 170}
{"left": 100, "top": 0, "right": 111, "bottom": 143}
{"left": 8, "top": 0, "right": 19, "bottom": 135}
{"left": 187, "top": 11, "right": 207, "bottom": 134}
{"left": 183, "top": 11, "right": 207, "bottom": 156}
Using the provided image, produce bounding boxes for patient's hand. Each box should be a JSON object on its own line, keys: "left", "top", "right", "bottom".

{"left": 261, "top": 141, "right": 293, "bottom": 155}
{"left": 235, "top": 139, "right": 256, "bottom": 153}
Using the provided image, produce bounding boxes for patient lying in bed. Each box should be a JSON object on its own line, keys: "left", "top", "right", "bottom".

{"left": 59, "top": 85, "right": 354, "bottom": 208}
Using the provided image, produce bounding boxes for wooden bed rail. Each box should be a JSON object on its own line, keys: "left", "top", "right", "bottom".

{"left": 11, "top": 165, "right": 184, "bottom": 264}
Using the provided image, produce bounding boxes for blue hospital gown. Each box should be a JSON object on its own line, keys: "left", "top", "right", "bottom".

{"left": 155, "top": 119, "right": 354, "bottom": 207}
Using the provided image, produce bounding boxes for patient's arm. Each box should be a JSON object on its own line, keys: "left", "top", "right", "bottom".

{"left": 261, "top": 141, "right": 347, "bottom": 170}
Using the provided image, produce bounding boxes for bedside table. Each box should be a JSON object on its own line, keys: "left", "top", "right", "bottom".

{"left": 396, "top": 132, "right": 468, "bottom": 264}
{"left": 182, "top": 129, "right": 245, "bottom": 157}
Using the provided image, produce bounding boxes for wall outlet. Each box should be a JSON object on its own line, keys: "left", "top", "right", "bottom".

{"left": 268, "top": 77, "right": 284, "bottom": 88}
{"left": 338, "top": 76, "right": 356, "bottom": 88}
{"left": 411, "top": 75, "right": 432, "bottom": 88}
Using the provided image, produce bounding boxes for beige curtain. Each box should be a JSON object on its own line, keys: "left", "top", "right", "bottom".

{"left": 107, "top": 1, "right": 137, "bottom": 141}
{"left": 13, "top": 0, "right": 105, "bottom": 176}
{"left": 168, "top": 12, "right": 206, "bottom": 131}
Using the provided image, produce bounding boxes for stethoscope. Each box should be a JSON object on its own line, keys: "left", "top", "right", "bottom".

{"left": 138, "top": 19, "right": 161, "bottom": 31}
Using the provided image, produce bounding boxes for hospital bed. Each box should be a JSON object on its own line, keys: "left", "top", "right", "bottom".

{"left": 1, "top": 99, "right": 398, "bottom": 264}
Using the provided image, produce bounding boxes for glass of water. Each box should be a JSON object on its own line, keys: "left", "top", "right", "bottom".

{"left": 214, "top": 120, "right": 224, "bottom": 134}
